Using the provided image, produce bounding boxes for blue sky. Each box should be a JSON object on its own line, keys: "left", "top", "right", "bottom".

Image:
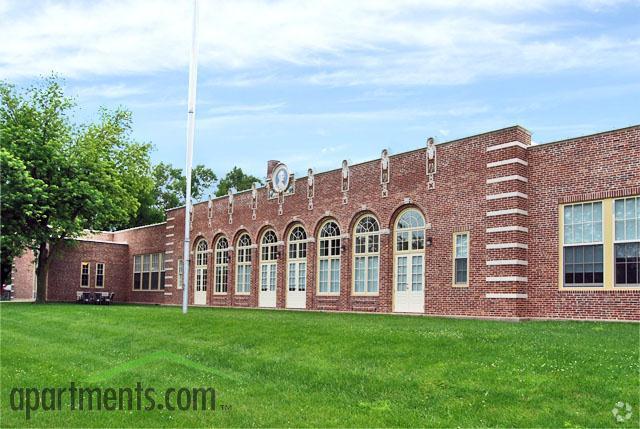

{"left": 1, "top": 0, "right": 639, "bottom": 183}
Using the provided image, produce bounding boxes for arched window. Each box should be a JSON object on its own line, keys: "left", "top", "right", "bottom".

{"left": 214, "top": 237, "right": 229, "bottom": 294}
{"left": 394, "top": 209, "right": 425, "bottom": 295}
{"left": 318, "top": 221, "right": 341, "bottom": 294}
{"left": 396, "top": 209, "right": 425, "bottom": 252}
{"left": 195, "top": 239, "right": 208, "bottom": 296}
{"left": 353, "top": 215, "right": 380, "bottom": 294}
{"left": 236, "top": 234, "right": 252, "bottom": 294}
{"left": 260, "top": 231, "right": 278, "bottom": 294}
{"left": 288, "top": 226, "right": 307, "bottom": 293}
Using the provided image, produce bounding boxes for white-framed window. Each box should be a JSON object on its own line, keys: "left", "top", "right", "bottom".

{"left": 563, "top": 201, "right": 604, "bottom": 287}
{"left": 177, "top": 259, "right": 184, "bottom": 289}
{"left": 395, "top": 209, "right": 425, "bottom": 292}
{"left": 453, "top": 232, "right": 469, "bottom": 286}
{"left": 81, "top": 262, "right": 90, "bottom": 288}
{"left": 288, "top": 226, "right": 307, "bottom": 292}
{"left": 396, "top": 209, "right": 425, "bottom": 252}
{"left": 236, "top": 233, "right": 252, "bottom": 294}
{"left": 95, "top": 263, "right": 105, "bottom": 288}
{"left": 614, "top": 196, "right": 639, "bottom": 287}
{"left": 195, "top": 239, "right": 208, "bottom": 294}
{"left": 214, "top": 237, "right": 229, "bottom": 293}
{"left": 353, "top": 216, "right": 379, "bottom": 294}
{"left": 133, "top": 253, "right": 165, "bottom": 290}
{"left": 260, "top": 230, "right": 278, "bottom": 293}
{"left": 318, "top": 221, "right": 341, "bottom": 294}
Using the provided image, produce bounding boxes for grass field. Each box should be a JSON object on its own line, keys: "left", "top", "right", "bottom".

{"left": 0, "top": 303, "right": 638, "bottom": 427}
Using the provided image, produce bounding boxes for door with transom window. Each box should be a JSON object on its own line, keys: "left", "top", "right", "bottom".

{"left": 194, "top": 239, "right": 208, "bottom": 305}
{"left": 393, "top": 209, "right": 425, "bottom": 313}
{"left": 259, "top": 230, "right": 278, "bottom": 308}
{"left": 287, "top": 226, "right": 307, "bottom": 308}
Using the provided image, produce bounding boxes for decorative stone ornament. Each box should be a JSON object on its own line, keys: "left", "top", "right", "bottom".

{"left": 380, "top": 149, "right": 390, "bottom": 197}
{"left": 207, "top": 196, "right": 213, "bottom": 227}
{"left": 227, "top": 190, "right": 234, "bottom": 224}
{"left": 341, "top": 160, "right": 349, "bottom": 204}
{"left": 271, "top": 163, "right": 290, "bottom": 193}
{"left": 426, "top": 137, "right": 437, "bottom": 190}
{"left": 307, "top": 168, "right": 314, "bottom": 210}
{"left": 251, "top": 183, "right": 258, "bottom": 220}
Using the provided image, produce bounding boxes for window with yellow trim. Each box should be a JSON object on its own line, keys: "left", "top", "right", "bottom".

{"left": 80, "top": 262, "right": 90, "bottom": 287}
{"left": 563, "top": 201, "right": 604, "bottom": 287}
{"left": 614, "top": 197, "right": 639, "bottom": 287}
{"left": 453, "top": 232, "right": 469, "bottom": 285}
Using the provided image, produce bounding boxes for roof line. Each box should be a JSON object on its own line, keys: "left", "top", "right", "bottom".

{"left": 167, "top": 124, "right": 529, "bottom": 212}
{"left": 529, "top": 124, "right": 640, "bottom": 149}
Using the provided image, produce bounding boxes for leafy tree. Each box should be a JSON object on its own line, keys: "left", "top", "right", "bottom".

{"left": 215, "top": 166, "right": 262, "bottom": 197}
{"left": 121, "top": 162, "right": 217, "bottom": 228}
{"left": 0, "top": 77, "right": 153, "bottom": 302}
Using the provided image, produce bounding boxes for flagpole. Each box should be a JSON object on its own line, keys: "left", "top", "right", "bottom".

{"left": 182, "top": 0, "right": 199, "bottom": 314}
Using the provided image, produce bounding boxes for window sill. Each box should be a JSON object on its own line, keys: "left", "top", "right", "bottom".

{"left": 131, "top": 289, "right": 166, "bottom": 292}
{"left": 213, "top": 292, "right": 228, "bottom": 295}
{"left": 351, "top": 292, "right": 379, "bottom": 297}
{"left": 235, "top": 292, "right": 250, "bottom": 296}
{"left": 452, "top": 283, "right": 468, "bottom": 288}
{"left": 317, "top": 292, "right": 340, "bottom": 297}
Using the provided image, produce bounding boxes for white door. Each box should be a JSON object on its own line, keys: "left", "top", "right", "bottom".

{"left": 194, "top": 267, "right": 207, "bottom": 305}
{"left": 259, "top": 263, "right": 277, "bottom": 308}
{"left": 286, "top": 261, "right": 307, "bottom": 309}
{"left": 394, "top": 254, "right": 424, "bottom": 313}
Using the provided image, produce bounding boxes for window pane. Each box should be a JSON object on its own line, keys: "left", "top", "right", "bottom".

{"left": 455, "top": 258, "right": 467, "bottom": 284}
{"left": 411, "top": 256, "right": 423, "bottom": 291}
{"left": 319, "top": 260, "right": 328, "bottom": 292}
{"left": 396, "top": 257, "right": 407, "bottom": 291}
{"left": 289, "top": 263, "right": 296, "bottom": 291}
{"left": 142, "top": 255, "right": 150, "bottom": 272}
{"left": 368, "top": 256, "right": 379, "bottom": 293}
{"left": 134, "top": 273, "right": 141, "bottom": 290}
{"left": 330, "top": 259, "right": 340, "bottom": 293}
{"left": 354, "top": 257, "right": 365, "bottom": 292}
{"left": 299, "top": 263, "right": 306, "bottom": 291}
{"left": 134, "top": 256, "right": 141, "bottom": 272}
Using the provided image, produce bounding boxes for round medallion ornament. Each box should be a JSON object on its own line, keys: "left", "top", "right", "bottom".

{"left": 272, "top": 163, "right": 290, "bottom": 193}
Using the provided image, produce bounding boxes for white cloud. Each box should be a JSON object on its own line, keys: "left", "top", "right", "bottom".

{"left": 1, "top": 0, "right": 638, "bottom": 86}
{"left": 74, "top": 83, "right": 148, "bottom": 98}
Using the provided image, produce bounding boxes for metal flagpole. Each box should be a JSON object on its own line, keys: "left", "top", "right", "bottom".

{"left": 182, "top": 0, "right": 199, "bottom": 314}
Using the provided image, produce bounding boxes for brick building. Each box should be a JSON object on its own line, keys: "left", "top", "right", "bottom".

{"left": 12, "top": 125, "right": 640, "bottom": 321}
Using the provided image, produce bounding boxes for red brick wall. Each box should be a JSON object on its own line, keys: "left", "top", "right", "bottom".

{"left": 11, "top": 250, "right": 36, "bottom": 300}
{"left": 11, "top": 125, "right": 639, "bottom": 321}
{"left": 46, "top": 241, "right": 129, "bottom": 302}
{"left": 525, "top": 126, "right": 640, "bottom": 320}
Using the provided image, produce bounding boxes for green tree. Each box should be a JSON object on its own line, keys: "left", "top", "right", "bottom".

{"left": 215, "top": 166, "right": 262, "bottom": 197}
{"left": 0, "top": 77, "right": 153, "bottom": 302}
{"left": 121, "top": 162, "right": 217, "bottom": 228}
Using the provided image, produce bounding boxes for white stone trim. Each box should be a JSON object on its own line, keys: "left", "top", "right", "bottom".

{"left": 486, "top": 175, "right": 528, "bottom": 184}
{"left": 164, "top": 292, "right": 173, "bottom": 296}
{"left": 486, "top": 276, "right": 528, "bottom": 282}
{"left": 166, "top": 217, "right": 175, "bottom": 221}
{"left": 166, "top": 225, "right": 175, "bottom": 229}
{"left": 380, "top": 228, "right": 391, "bottom": 235}
{"left": 487, "top": 158, "right": 528, "bottom": 168}
{"left": 486, "top": 243, "right": 528, "bottom": 250}
{"left": 165, "top": 242, "right": 174, "bottom": 246}
{"left": 486, "top": 208, "right": 528, "bottom": 217}
{"left": 166, "top": 250, "right": 174, "bottom": 254}
{"left": 486, "top": 192, "right": 528, "bottom": 200}
{"left": 486, "top": 141, "right": 528, "bottom": 151}
{"left": 165, "top": 267, "right": 174, "bottom": 271}
{"left": 485, "top": 293, "right": 528, "bottom": 299}
{"left": 487, "top": 259, "right": 528, "bottom": 266}
{"left": 165, "top": 275, "right": 173, "bottom": 280}
{"left": 486, "top": 226, "right": 529, "bottom": 233}
{"left": 166, "top": 233, "right": 174, "bottom": 238}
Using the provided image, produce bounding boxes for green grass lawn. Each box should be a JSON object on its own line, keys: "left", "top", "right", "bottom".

{"left": 1, "top": 303, "right": 638, "bottom": 428}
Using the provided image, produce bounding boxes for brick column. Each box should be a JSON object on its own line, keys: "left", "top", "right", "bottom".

{"left": 484, "top": 132, "right": 531, "bottom": 315}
